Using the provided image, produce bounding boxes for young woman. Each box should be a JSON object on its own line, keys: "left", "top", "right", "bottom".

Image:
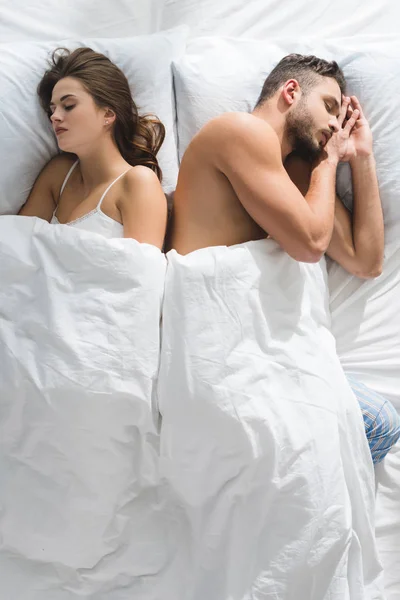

{"left": 18, "top": 47, "right": 167, "bottom": 248}
{"left": 285, "top": 95, "right": 400, "bottom": 464}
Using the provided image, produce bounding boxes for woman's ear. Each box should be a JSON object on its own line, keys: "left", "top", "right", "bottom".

{"left": 104, "top": 108, "right": 116, "bottom": 125}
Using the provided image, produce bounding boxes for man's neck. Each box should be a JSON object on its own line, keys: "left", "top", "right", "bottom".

{"left": 252, "top": 103, "right": 293, "bottom": 160}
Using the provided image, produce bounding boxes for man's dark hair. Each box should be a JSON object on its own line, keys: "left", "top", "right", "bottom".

{"left": 255, "top": 54, "right": 346, "bottom": 108}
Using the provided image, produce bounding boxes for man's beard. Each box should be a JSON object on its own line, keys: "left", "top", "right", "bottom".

{"left": 285, "top": 104, "right": 322, "bottom": 162}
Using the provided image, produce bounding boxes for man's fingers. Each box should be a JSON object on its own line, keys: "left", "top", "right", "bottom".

{"left": 344, "top": 108, "right": 360, "bottom": 132}
{"left": 346, "top": 104, "right": 353, "bottom": 119}
{"left": 350, "top": 95, "right": 365, "bottom": 119}
{"left": 344, "top": 104, "right": 355, "bottom": 127}
{"left": 338, "top": 96, "right": 350, "bottom": 126}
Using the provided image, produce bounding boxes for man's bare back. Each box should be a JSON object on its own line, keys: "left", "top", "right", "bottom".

{"left": 167, "top": 104, "right": 343, "bottom": 264}
{"left": 168, "top": 113, "right": 268, "bottom": 254}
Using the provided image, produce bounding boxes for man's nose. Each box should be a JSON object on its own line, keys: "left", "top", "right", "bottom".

{"left": 329, "top": 118, "right": 339, "bottom": 133}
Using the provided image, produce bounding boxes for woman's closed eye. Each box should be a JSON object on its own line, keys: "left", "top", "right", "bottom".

{"left": 49, "top": 104, "right": 76, "bottom": 114}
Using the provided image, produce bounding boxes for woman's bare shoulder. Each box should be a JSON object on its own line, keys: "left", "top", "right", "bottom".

{"left": 118, "top": 165, "right": 166, "bottom": 212}
{"left": 121, "top": 165, "right": 164, "bottom": 199}
{"left": 43, "top": 153, "right": 78, "bottom": 196}
{"left": 18, "top": 154, "right": 78, "bottom": 219}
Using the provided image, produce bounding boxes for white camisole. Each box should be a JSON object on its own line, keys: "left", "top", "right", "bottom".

{"left": 51, "top": 161, "right": 131, "bottom": 238}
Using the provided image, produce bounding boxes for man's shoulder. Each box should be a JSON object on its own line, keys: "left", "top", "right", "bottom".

{"left": 194, "top": 112, "right": 280, "bottom": 158}
{"left": 203, "top": 112, "right": 276, "bottom": 139}
{"left": 193, "top": 112, "right": 281, "bottom": 170}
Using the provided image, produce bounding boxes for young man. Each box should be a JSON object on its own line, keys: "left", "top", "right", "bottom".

{"left": 168, "top": 53, "right": 400, "bottom": 463}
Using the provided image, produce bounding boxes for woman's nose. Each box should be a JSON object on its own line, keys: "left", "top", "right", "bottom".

{"left": 50, "top": 109, "right": 62, "bottom": 122}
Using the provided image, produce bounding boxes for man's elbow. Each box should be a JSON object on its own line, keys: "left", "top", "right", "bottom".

{"left": 303, "top": 231, "right": 333, "bottom": 263}
{"left": 355, "top": 263, "right": 383, "bottom": 279}
{"left": 346, "top": 253, "right": 384, "bottom": 279}
{"left": 289, "top": 239, "right": 327, "bottom": 264}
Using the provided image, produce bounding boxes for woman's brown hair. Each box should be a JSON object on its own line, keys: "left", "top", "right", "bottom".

{"left": 37, "top": 47, "right": 165, "bottom": 181}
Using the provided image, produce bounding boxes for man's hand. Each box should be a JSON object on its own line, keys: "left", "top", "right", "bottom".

{"left": 340, "top": 95, "right": 373, "bottom": 162}
{"left": 323, "top": 96, "right": 359, "bottom": 164}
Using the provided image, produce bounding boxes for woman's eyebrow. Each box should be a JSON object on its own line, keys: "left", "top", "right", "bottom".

{"left": 49, "top": 93, "right": 77, "bottom": 106}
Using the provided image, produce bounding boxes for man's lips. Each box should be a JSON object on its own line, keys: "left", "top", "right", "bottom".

{"left": 321, "top": 131, "right": 331, "bottom": 146}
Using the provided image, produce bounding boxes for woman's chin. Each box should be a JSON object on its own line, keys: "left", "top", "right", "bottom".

{"left": 57, "top": 141, "right": 73, "bottom": 153}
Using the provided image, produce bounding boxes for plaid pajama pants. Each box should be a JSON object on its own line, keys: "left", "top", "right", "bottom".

{"left": 347, "top": 374, "right": 400, "bottom": 464}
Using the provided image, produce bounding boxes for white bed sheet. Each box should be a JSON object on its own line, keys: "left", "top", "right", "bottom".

{"left": 328, "top": 240, "right": 400, "bottom": 599}
{"left": 329, "top": 241, "right": 400, "bottom": 412}
{"left": 0, "top": 0, "right": 163, "bottom": 43}
{"left": 375, "top": 444, "right": 400, "bottom": 599}
{"left": 3, "top": 0, "right": 399, "bottom": 45}
{"left": 162, "top": 0, "right": 400, "bottom": 38}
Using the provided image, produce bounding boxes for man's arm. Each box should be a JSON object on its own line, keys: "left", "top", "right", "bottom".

{"left": 285, "top": 97, "right": 384, "bottom": 278}
{"left": 328, "top": 156, "right": 383, "bottom": 278}
{"left": 209, "top": 105, "right": 355, "bottom": 263}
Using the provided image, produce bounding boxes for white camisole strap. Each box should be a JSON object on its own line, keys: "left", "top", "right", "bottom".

{"left": 59, "top": 160, "right": 79, "bottom": 199}
{"left": 97, "top": 167, "right": 133, "bottom": 209}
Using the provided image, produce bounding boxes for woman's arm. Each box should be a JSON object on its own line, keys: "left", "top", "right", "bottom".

{"left": 18, "top": 155, "right": 75, "bottom": 221}
{"left": 117, "top": 166, "right": 167, "bottom": 249}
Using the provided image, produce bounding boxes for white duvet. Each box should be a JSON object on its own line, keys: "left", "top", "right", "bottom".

{"left": 158, "top": 240, "right": 384, "bottom": 600}
{"left": 0, "top": 217, "right": 169, "bottom": 598}
{"left": 0, "top": 220, "right": 385, "bottom": 598}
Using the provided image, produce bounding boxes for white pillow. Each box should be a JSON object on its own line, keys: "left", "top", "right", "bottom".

{"left": 173, "top": 35, "right": 400, "bottom": 244}
{"left": 0, "top": 27, "right": 188, "bottom": 214}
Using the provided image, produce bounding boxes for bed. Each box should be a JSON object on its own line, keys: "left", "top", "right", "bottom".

{"left": 0, "top": 0, "right": 399, "bottom": 598}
